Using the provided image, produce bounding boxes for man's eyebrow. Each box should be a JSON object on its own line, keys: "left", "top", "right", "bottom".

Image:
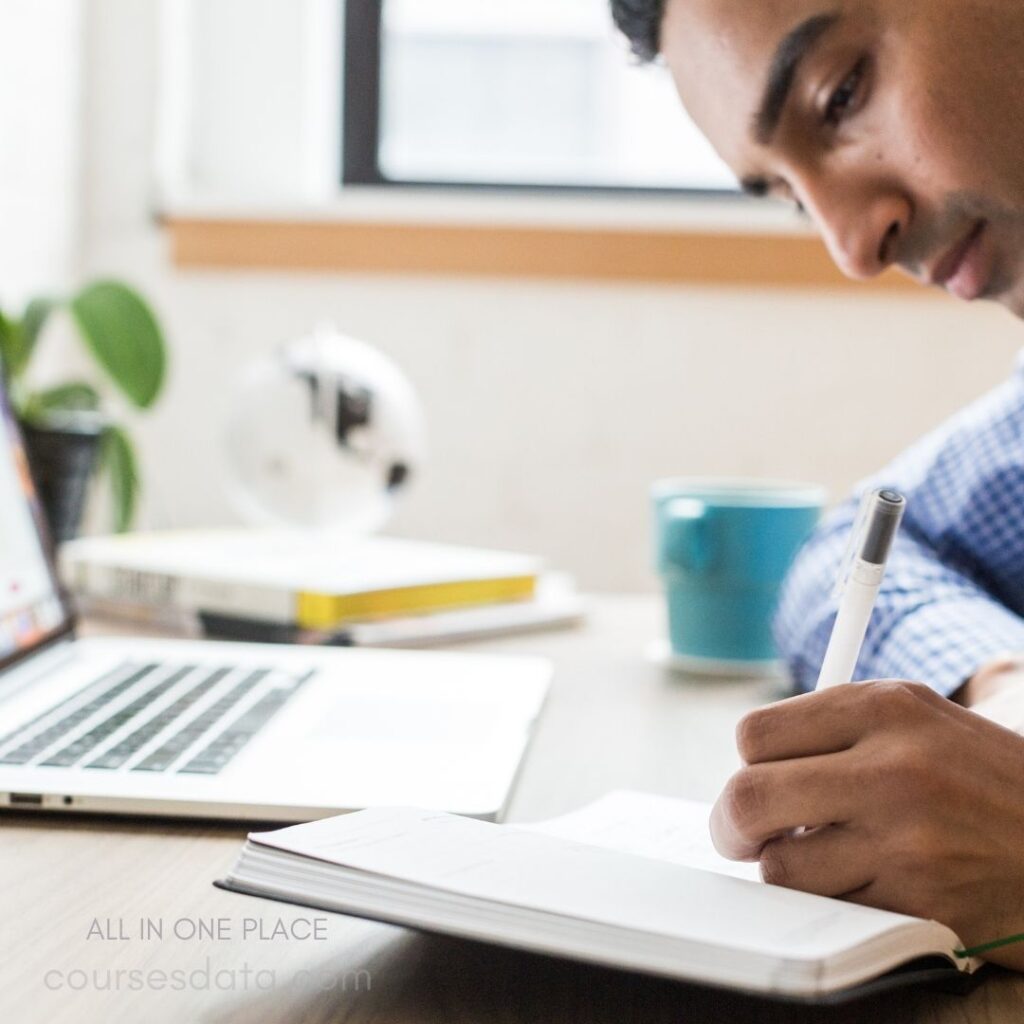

{"left": 753, "top": 11, "right": 842, "bottom": 146}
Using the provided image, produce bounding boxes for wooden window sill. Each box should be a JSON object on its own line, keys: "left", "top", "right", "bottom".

{"left": 165, "top": 210, "right": 923, "bottom": 292}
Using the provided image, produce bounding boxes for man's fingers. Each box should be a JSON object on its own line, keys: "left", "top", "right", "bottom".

{"left": 735, "top": 680, "right": 944, "bottom": 764}
{"left": 759, "top": 824, "right": 876, "bottom": 897}
{"left": 709, "top": 752, "right": 859, "bottom": 860}
{"left": 736, "top": 686, "right": 863, "bottom": 764}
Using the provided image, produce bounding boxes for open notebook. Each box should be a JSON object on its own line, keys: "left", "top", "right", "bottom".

{"left": 216, "top": 791, "right": 982, "bottom": 1001}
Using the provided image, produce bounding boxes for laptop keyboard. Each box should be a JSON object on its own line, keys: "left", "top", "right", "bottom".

{"left": 0, "top": 661, "right": 310, "bottom": 776}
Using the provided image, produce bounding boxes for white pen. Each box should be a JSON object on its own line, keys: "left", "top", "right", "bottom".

{"left": 815, "top": 488, "right": 906, "bottom": 690}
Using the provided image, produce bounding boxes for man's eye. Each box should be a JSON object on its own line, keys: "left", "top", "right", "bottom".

{"left": 824, "top": 58, "right": 867, "bottom": 126}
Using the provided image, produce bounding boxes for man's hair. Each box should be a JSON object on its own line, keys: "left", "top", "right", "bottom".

{"left": 610, "top": 0, "right": 666, "bottom": 63}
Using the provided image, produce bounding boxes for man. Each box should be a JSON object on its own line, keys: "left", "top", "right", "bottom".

{"left": 611, "top": 0, "right": 1024, "bottom": 969}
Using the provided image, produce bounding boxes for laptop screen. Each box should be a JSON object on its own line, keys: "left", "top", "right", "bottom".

{"left": 0, "top": 385, "right": 73, "bottom": 668}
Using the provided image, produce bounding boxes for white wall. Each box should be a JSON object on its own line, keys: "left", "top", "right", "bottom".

{"left": 76, "top": 0, "right": 1024, "bottom": 592}
{"left": 0, "top": 2, "right": 83, "bottom": 307}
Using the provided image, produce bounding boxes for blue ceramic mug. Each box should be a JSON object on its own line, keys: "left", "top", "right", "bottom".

{"left": 651, "top": 478, "right": 826, "bottom": 673}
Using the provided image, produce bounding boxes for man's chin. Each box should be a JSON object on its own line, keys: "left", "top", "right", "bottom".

{"left": 974, "top": 262, "right": 1024, "bottom": 317}
{"left": 994, "top": 283, "right": 1024, "bottom": 319}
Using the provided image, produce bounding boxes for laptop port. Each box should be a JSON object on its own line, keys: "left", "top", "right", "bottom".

{"left": 8, "top": 792, "right": 43, "bottom": 806}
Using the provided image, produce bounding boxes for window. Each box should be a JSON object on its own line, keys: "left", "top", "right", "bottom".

{"left": 343, "top": 0, "right": 736, "bottom": 193}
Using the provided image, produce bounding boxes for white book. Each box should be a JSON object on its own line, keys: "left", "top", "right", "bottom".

{"left": 217, "top": 791, "right": 982, "bottom": 1001}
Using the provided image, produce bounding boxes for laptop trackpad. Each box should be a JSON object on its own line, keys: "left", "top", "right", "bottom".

{"left": 257, "top": 684, "right": 522, "bottom": 809}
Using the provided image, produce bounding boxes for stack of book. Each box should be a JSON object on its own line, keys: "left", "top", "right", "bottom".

{"left": 59, "top": 528, "right": 584, "bottom": 647}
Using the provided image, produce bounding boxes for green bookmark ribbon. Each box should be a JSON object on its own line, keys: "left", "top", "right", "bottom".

{"left": 955, "top": 932, "right": 1024, "bottom": 958}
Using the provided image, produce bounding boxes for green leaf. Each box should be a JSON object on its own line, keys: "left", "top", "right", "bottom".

{"left": 0, "top": 310, "right": 29, "bottom": 380}
{"left": 101, "top": 424, "right": 140, "bottom": 532}
{"left": 70, "top": 281, "right": 167, "bottom": 408}
{"left": 0, "top": 298, "right": 58, "bottom": 383}
{"left": 27, "top": 382, "right": 102, "bottom": 415}
{"left": 34, "top": 382, "right": 101, "bottom": 409}
{"left": 0, "top": 308, "right": 14, "bottom": 376}
{"left": 21, "top": 295, "right": 57, "bottom": 355}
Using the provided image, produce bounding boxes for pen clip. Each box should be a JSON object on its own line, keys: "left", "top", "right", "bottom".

{"left": 831, "top": 490, "right": 875, "bottom": 601}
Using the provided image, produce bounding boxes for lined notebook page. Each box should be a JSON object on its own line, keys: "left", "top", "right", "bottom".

{"left": 521, "top": 790, "right": 760, "bottom": 881}
{"left": 251, "top": 806, "right": 921, "bottom": 962}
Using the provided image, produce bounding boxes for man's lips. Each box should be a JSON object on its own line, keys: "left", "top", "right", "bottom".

{"left": 929, "top": 220, "right": 991, "bottom": 301}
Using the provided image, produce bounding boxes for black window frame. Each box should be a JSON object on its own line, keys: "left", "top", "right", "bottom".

{"left": 341, "top": 0, "right": 739, "bottom": 198}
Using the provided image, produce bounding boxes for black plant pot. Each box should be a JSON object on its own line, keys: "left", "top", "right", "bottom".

{"left": 20, "top": 420, "right": 103, "bottom": 544}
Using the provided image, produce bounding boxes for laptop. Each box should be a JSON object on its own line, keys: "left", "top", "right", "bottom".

{"left": 0, "top": 392, "right": 550, "bottom": 823}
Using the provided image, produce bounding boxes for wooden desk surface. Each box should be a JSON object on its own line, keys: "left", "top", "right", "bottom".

{"left": 3, "top": 595, "right": 1022, "bottom": 1023}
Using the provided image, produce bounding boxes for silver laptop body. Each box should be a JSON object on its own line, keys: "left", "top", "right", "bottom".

{"left": 0, "top": 389, "right": 549, "bottom": 823}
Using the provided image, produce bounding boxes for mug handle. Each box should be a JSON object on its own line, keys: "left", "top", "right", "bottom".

{"left": 661, "top": 498, "right": 713, "bottom": 572}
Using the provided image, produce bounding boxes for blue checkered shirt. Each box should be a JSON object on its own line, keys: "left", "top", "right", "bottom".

{"left": 775, "top": 352, "right": 1024, "bottom": 695}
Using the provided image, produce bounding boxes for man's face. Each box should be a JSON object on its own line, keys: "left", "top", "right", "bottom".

{"left": 661, "top": 0, "right": 1024, "bottom": 315}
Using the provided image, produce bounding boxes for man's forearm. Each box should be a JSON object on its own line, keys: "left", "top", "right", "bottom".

{"left": 957, "top": 655, "right": 1024, "bottom": 733}
{"left": 958, "top": 655, "right": 1024, "bottom": 704}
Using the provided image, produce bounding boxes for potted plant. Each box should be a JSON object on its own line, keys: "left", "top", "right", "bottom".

{"left": 0, "top": 279, "right": 167, "bottom": 542}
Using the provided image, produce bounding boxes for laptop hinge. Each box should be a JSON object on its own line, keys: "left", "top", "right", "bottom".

{"left": 0, "top": 638, "right": 77, "bottom": 704}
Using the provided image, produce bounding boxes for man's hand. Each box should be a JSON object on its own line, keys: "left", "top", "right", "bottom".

{"left": 710, "top": 681, "right": 1024, "bottom": 969}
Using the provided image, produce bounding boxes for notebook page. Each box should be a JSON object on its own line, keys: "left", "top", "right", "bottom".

{"left": 251, "top": 807, "right": 923, "bottom": 962}
{"left": 520, "top": 790, "right": 759, "bottom": 881}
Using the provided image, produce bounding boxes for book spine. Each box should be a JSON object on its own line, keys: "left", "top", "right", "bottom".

{"left": 73, "top": 594, "right": 203, "bottom": 635}
{"left": 295, "top": 576, "right": 537, "bottom": 629}
{"left": 66, "top": 561, "right": 296, "bottom": 623}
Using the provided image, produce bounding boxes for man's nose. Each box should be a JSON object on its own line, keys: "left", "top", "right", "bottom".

{"left": 800, "top": 178, "right": 911, "bottom": 281}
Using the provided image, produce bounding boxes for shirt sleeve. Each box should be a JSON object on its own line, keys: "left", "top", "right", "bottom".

{"left": 775, "top": 356, "right": 1024, "bottom": 696}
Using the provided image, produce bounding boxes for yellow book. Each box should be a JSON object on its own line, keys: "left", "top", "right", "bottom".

{"left": 61, "top": 528, "right": 541, "bottom": 629}
{"left": 296, "top": 575, "right": 536, "bottom": 629}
